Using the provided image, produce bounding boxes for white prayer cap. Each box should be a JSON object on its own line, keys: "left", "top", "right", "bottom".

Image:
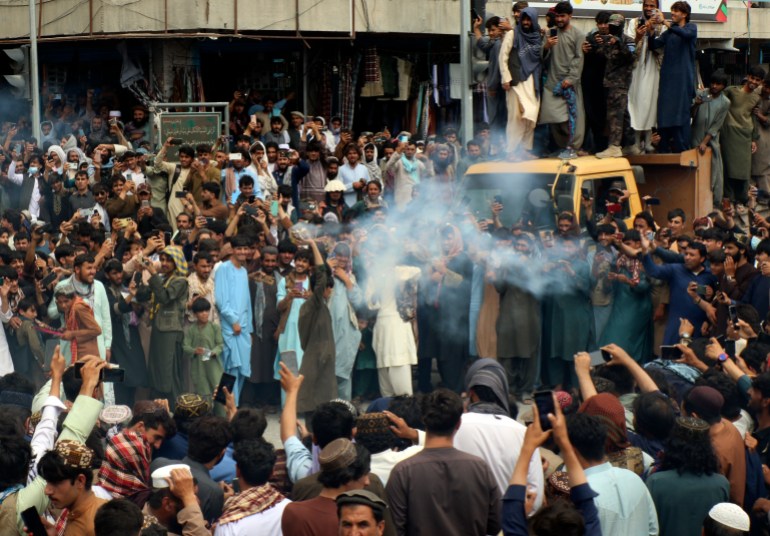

{"left": 151, "top": 464, "right": 191, "bottom": 489}
{"left": 708, "top": 503, "right": 750, "bottom": 532}
{"left": 324, "top": 179, "right": 346, "bottom": 192}
{"left": 99, "top": 405, "right": 132, "bottom": 426}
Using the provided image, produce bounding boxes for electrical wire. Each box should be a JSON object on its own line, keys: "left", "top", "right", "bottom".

{"left": 39, "top": 0, "right": 91, "bottom": 29}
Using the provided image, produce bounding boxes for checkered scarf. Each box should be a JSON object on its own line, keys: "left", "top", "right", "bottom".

{"left": 217, "top": 484, "right": 285, "bottom": 526}
{"left": 96, "top": 429, "right": 151, "bottom": 498}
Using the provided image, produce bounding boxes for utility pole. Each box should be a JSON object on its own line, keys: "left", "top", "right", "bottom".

{"left": 28, "top": 0, "right": 41, "bottom": 142}
{"left": 459, "top": 0, "right": 473, "bottom": 145}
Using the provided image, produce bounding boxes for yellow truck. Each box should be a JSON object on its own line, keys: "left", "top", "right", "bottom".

{"left": 463, "top": 149, "right": 713, "bottom": 231}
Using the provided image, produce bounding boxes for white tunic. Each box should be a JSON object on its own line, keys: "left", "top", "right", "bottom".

{"left": 369, "top": 266, "right": 421, "bottom": 369}
{"left": 0, "top": 295, "right": 15, "bottom": 375}
{"left": 626, "top": 17, "right": 664, "bottom": 131}
{"left": 213, "top": 498, "right": 290, "bottom": 536}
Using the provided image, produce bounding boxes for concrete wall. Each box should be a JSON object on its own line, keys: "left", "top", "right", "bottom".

{"left": 0, "top": 0, "right": 761, "bottom": 40}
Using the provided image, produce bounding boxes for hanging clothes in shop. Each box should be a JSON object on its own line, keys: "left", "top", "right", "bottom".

{"left": 395, "top": 58, "right": 413, "bottom": 102}
{"left": 449, "top": 64, "right": 463, "bottom": 101}
{"left": 339, "top": 53, "right": 362, "bottom": 128}
{"left": 170, "top": 66, "right": 203, "bottom": 104}
{"left": 433, "top": 66, "right": 440, "bottom": 106}
{"left": 380, "top": 56, "right": 398, "bottom": 98}
{"left": 320, "top": 63, "right": 334, "bottom": 121}
{"left": 361, "top": 47, "right": 385, "bottom": 97}
{"left": 474, "top": 82, "right": 489, "bottom": 124}
{"left": 432, "top": 64, "right": 453, "bottom": 107}
{"left": 415, "top": 82, "right": 431, "bottom": 140}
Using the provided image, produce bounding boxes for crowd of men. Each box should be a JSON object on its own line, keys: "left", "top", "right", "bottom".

{"left": 2, "top": 0, "right": 770, "bottom": 533}
{"left": 480, "top": 0, "right": 770, "bottom": 211}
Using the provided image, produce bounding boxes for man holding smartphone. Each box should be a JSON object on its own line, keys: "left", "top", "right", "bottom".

{"left": 143, "top": 245, "right": 189, "bottom": 400}
{"left": 385, "top": 139, "right": 430, "bottom": 209}
{"left": 153, "top": 138, "right": 196, "bottom": 231}
{"left": 540, "top": 1, "right": 586, "bottom": 158}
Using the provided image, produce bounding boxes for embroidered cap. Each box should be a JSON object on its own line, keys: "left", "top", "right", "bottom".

{"left": 356, "top": 412, "right": 393, "bottom": 441}
{"left": 100, "top": 405, "right": 133, "bottom": 426}
{"left": 174, "top": 393, "right": 211, "bottom": 419}
{"left": 320, "top": 438, "right": 357, "bottom": 472}
{"left": 330, "top": 398, "right": 359, "bottom": 418}
{"left": 55, "top": 440, "right": 94, "bottom": 470}
{"left": 554, "top": 390, "right": 573, "bottom": 411}
{"left": 29, "top": 411, "right": 42, "bottom": 429}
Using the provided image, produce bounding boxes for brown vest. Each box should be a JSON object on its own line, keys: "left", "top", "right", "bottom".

{"left": 0, "top": 492, "right": 19, "bottom": 535}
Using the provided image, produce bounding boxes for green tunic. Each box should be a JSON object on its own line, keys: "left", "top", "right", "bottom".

{"left": 297, "top": 265, "right": 337, "bottom": 413}
{"left": 146, "top": 274, "right": 189, "bottom": 399}
{"left": 691, "top": 89, "right": 729, "bottom": 200}
{"left": 599, "top": 266, "right": 652, "bottom": 361}
{"left": 183, "top": 322, "right": 225, "bottom": 399}
{"left": 646, "top": 470, "right": 729, "bottom": 536}
{"left": 541, "top": 259, "right": 594, "bottom": 362}
{"left": 722, "top": 86, "right": 760, "bottom": 181}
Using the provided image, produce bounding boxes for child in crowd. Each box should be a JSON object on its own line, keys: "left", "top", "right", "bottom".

{"left": 183, "top": 297, "right": 224, "bottom": 412}
{"left": 15, "top": 297, "right": 46, "bottom": 387}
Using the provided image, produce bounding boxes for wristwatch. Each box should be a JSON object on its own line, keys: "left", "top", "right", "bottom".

{"left": 726, "top": 275, "right": 735, "bottom": 282}
{"left": 718, "top": 353, "right": 728, "bottom": 363}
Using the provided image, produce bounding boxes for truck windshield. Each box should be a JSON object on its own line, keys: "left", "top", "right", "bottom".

{"left": 462, "top": 172, "right": 574, "bottom": 228}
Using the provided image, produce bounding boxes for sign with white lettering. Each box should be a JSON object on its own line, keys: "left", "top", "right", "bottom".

{"left": 159, "top": 113, "right": 221, "bottom": 160}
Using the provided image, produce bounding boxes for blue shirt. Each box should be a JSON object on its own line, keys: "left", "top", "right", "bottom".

{"left": 226, "top": 167, "right": 262, "bottom": 204}
{"left": 284, "top": 435, "right": 313, "bottom": 483}
{"left": 153, "top": 431, "right": 188, "bottom": 461}
{"left": 584, "top": 462, "right": 659, "bottom": 536}
{"left": 642, "top": 254, "right": 717, "bottom": 345}
{"left": 209, "top": 445, "right": 236, "bottom": 483}
{"left": 247, "top": 98, "right": 287, "bottom": 116}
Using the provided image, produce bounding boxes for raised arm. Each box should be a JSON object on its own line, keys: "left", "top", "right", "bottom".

{"left": 574, "top": 352, "right": 598, "bottom": 400}
{"left": 278, "top": 362, "right": 313, "bottom": 483}
{"left": 602, "top": 343, "right": 659, "bottom": 393}
{"left": 279, "top": 362, "right": 303, "bottom": 443}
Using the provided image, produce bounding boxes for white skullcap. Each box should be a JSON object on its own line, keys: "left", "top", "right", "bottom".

{"left": 151, "top": 464, "right": 191, "bottom": 489}
{"left": 324, "top": 179, "right": 346, "bottom": 193}
{"left": 99, "top": 405, "right": 132, "bottom": 426}
{"left": 708, "top": 503, "right": 750, "bottom": 532}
